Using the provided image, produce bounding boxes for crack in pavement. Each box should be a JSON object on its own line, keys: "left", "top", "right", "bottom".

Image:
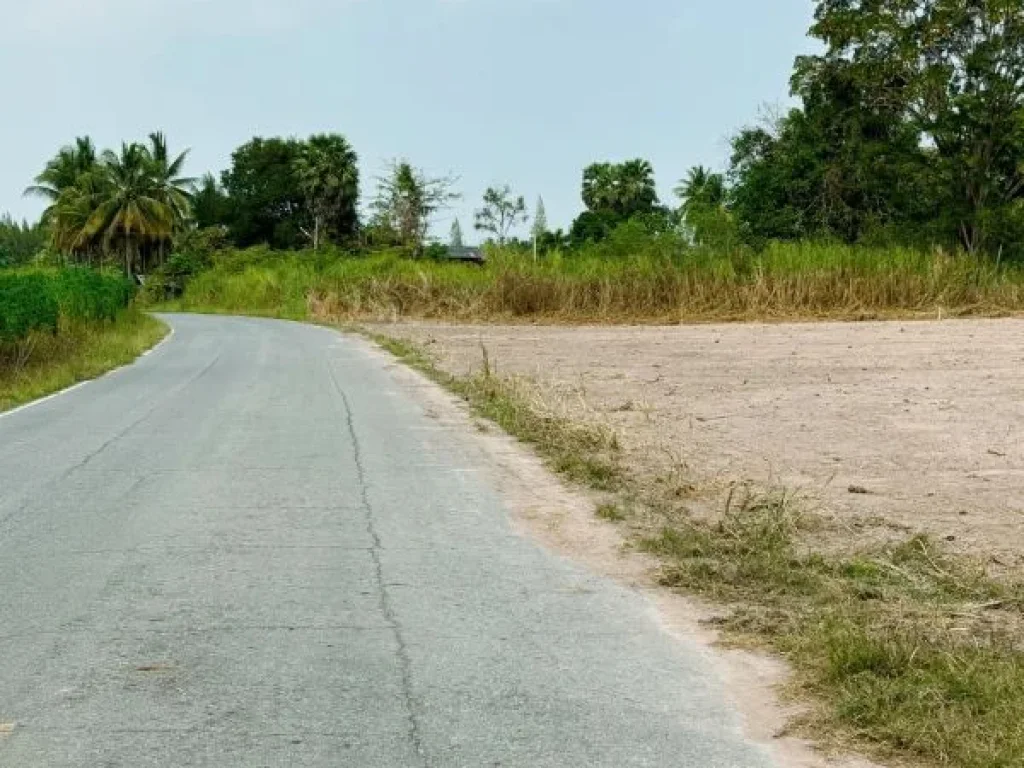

{"left": 328, "top": 361, "right": 429, "bottom": 768}
{"left": 65, "top": 350, "right": 225, "bottom": 478}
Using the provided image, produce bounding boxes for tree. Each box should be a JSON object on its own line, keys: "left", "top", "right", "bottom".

{"left": 676, "top": 166, "right": 737, "bottom": 247}
{"left": 794, "top": 0, "right": 1024, "bottom": 254}
{"left": 221, "top": 137, "right": 307, "bottom": 249}
{"left": 728, "top": 96, "right": 938, "bottom": 247}
{"left": 532, "top": 196, "right": 548, "bottom": 239}
{"left": 24, "top": 136, "right": 98, "bottom": 206}
{"left": 582, "top": 159, "right": 658, "bottom": 220}
{"left": 25, "top": 134, "right": 195, "bottom": 271}
{"left": 192, "top": 174, "right": 231, "bottom": 230}
{"left": 146, "top": 132, "right": 196, "bottom": 266}
{"left": 531, "top": 196, "right": 548, "bottom": 259}
{"left": 676, "top": 166, "right": 726, "bottom": 216}
{"left": 371, "top": 160, "right": 460, "bottom": 253}
{"left": 571, "top": 159, "right": 663, "bottom": 243}
{"left": 81, "top": 143, "right": 177, "bottom": 274}
{"left": 147, "top": 132, "right": 195, "bottom": 229}
{"left": 449, "top": 218, "right": 464, "bottom": 249}
{"left": 0, "top": 216, "right": 45, "bottom": 267}
{"left": 293, "top": 134, "right": 360, "bottom": 250}
{"left": 474, "top": 185, "right": 528, "bottom": 245}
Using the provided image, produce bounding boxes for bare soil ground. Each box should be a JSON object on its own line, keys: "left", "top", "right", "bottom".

{"left": 372, "top": 319, "right": 1024, "bottom": 570}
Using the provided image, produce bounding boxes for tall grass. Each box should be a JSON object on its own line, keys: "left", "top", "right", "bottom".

{"left": 0, "top": 310, "right": 166, "bottom": 412}
{"left": 169, "top": 242, "right": 1024, "bottom": 322}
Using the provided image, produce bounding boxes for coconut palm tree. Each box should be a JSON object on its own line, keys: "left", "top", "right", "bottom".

{"left": 24, "top": 136, "right": 98, "bottom": 205}
{"left": 81, "top": 143, "right": 175, "bottom": 275}
{"left": 25, "top": 137, "right": 101, "bottom": 260}
{"left": 26, "top": 134, "right": 196, "bottom": 272}
{"left": 146, "top": 132, "right": 196, "bottom": 265}
{"left": 676, "top": 166, "right": 727, "bottom": 215}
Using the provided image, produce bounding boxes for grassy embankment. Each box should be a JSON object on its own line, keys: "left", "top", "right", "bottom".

{"left": 0, "top": 269, "right": 166, "bottom": 412}
{"left": 166, "top": 241, "right": 1024, "bottom": 322}
{"left": 163, "top": 242, "right": 1024, "bottom": 767}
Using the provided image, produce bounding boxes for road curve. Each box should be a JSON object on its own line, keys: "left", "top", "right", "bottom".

{"left": 0, "top": 314, "right": 776, "bottom": 767}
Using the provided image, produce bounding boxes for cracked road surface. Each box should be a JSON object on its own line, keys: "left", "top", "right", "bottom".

{"left": 0, "top": 315, "right": 777, "bottom": 767}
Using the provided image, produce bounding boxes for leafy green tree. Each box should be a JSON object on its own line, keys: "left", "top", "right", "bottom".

{"left": 192, "top": 174, "right": 231, "bottom": 230}
{"left": 581, "top": 159, "right": 658, "bottom": 220}
{"left": 293, "top": 134, "right": 360, "bottom": 250}
{"left": 676, "top": 166, "right": 738, "bottom": 247}
{"left": 728, "top": 97, "right": 938, "bottom": 247}
{"left": 449, "top": 218, "right": 464, "bottom": 248}
{"left": 370, "top": 160, "right": 459, "bottom": 253}
{"left": 475, "top": 185, "right": 528, "bottom": 245}
{"left": 795, "top": 0, "right": 1024, "bottom": 254}
{"left": 0, "top": 216, "right": 45, "bottom": 267}
{"left": 571, "top": 159, "right": 663, "bottom": 244}
{"left": 221, "top": 137, "right": 307, "bottom": 249}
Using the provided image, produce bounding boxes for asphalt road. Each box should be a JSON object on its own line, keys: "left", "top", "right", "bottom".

{"left": 0, "top": 314, "right": 777, "bottom": 767}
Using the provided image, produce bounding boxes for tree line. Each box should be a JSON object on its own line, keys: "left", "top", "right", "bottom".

{"left": 8, "top": 0, "right": 1024, "bottom": 269}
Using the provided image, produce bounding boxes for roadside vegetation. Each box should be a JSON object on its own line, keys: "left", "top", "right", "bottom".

{"left": 165, "top": 242, "right": 1024, "bottom": 323}
{"left": 0, "top": 269, "right": 165, "bottom": 411}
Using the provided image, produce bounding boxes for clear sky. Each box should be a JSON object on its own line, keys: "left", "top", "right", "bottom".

{"left": 1, "top": 1, "right": 818, "bottom": 241}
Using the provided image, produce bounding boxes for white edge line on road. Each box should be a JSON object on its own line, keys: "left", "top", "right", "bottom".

{"left": 0, "top": 324, "right": 175, "bottom": 423}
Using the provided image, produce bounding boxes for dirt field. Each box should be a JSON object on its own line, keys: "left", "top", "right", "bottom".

{"left": 373, "top": 319, "right": 1024, "bottom": 568}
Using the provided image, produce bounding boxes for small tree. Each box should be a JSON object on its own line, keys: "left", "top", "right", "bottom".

{"left": 293, "top": 134, "right": 359, "bottom": 251}
{"left": 449, "top": 218, "right": 464, "bottom": 249}
{"left": 371, "top": 160, "right": 460, "bottom": 253}
{"left": 474, "top": 185, "right": 528, "bottom": 245}
{"left": 531, "top": 196, "right": 548, "bottom": 260}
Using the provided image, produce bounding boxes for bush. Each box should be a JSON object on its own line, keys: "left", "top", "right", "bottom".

{"left": 52, "top": 268, "right": 134, "bottom": 321}
{"left": 0, "top": 273, "right": 59, "bottom": 342}
{"left": 0, "top": 268, "right": 134, "bottom": 344}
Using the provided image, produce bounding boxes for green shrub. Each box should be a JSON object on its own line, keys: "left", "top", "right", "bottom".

{"left": 0, "top": 269, "right": 134, "bottom": 344}
{"left": 52, "top": 268, "right": 134, "bottom": 322}
{"left": 0, "top": 273, "right": 59, "bottom": 341}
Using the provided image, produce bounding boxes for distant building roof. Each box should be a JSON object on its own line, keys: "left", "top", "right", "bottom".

{"left": 445, "top": 246, "right": 485, "bottom": 264}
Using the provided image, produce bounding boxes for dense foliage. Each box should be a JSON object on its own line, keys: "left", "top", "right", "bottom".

{"left": 0, "top": 269, "right": 133, "bottom": 343}
{"left": 8, "top": 0, "right": 1024, "bottom": 275}
{"left": 0, "top": 216, "right": 45, "bottom": 267}
{"left": 24, "top": 135, "right": 195, "bottom": 274}
{"left": 719, "top": 0, "right": 1024, "bottom": 257}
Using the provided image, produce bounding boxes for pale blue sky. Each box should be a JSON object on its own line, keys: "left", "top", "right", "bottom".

{"left": 1, "top": 1, "right": 817, "bottom": 240}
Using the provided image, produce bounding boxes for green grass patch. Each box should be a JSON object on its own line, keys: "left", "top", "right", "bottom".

{"left": 640, "top": 494, "right": 1024, "bottom": 768}
{"left": 0, "top": 310, "right": 167, "bottom": 412}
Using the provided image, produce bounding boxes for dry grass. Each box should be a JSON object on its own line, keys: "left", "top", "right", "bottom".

{"left": 168, "top": 243, "right": 1024, "bottom": 324}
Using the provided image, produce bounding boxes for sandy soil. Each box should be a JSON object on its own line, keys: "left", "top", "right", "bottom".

{"left": 372, "top": 319, "right": 1024, "bottom": 568}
